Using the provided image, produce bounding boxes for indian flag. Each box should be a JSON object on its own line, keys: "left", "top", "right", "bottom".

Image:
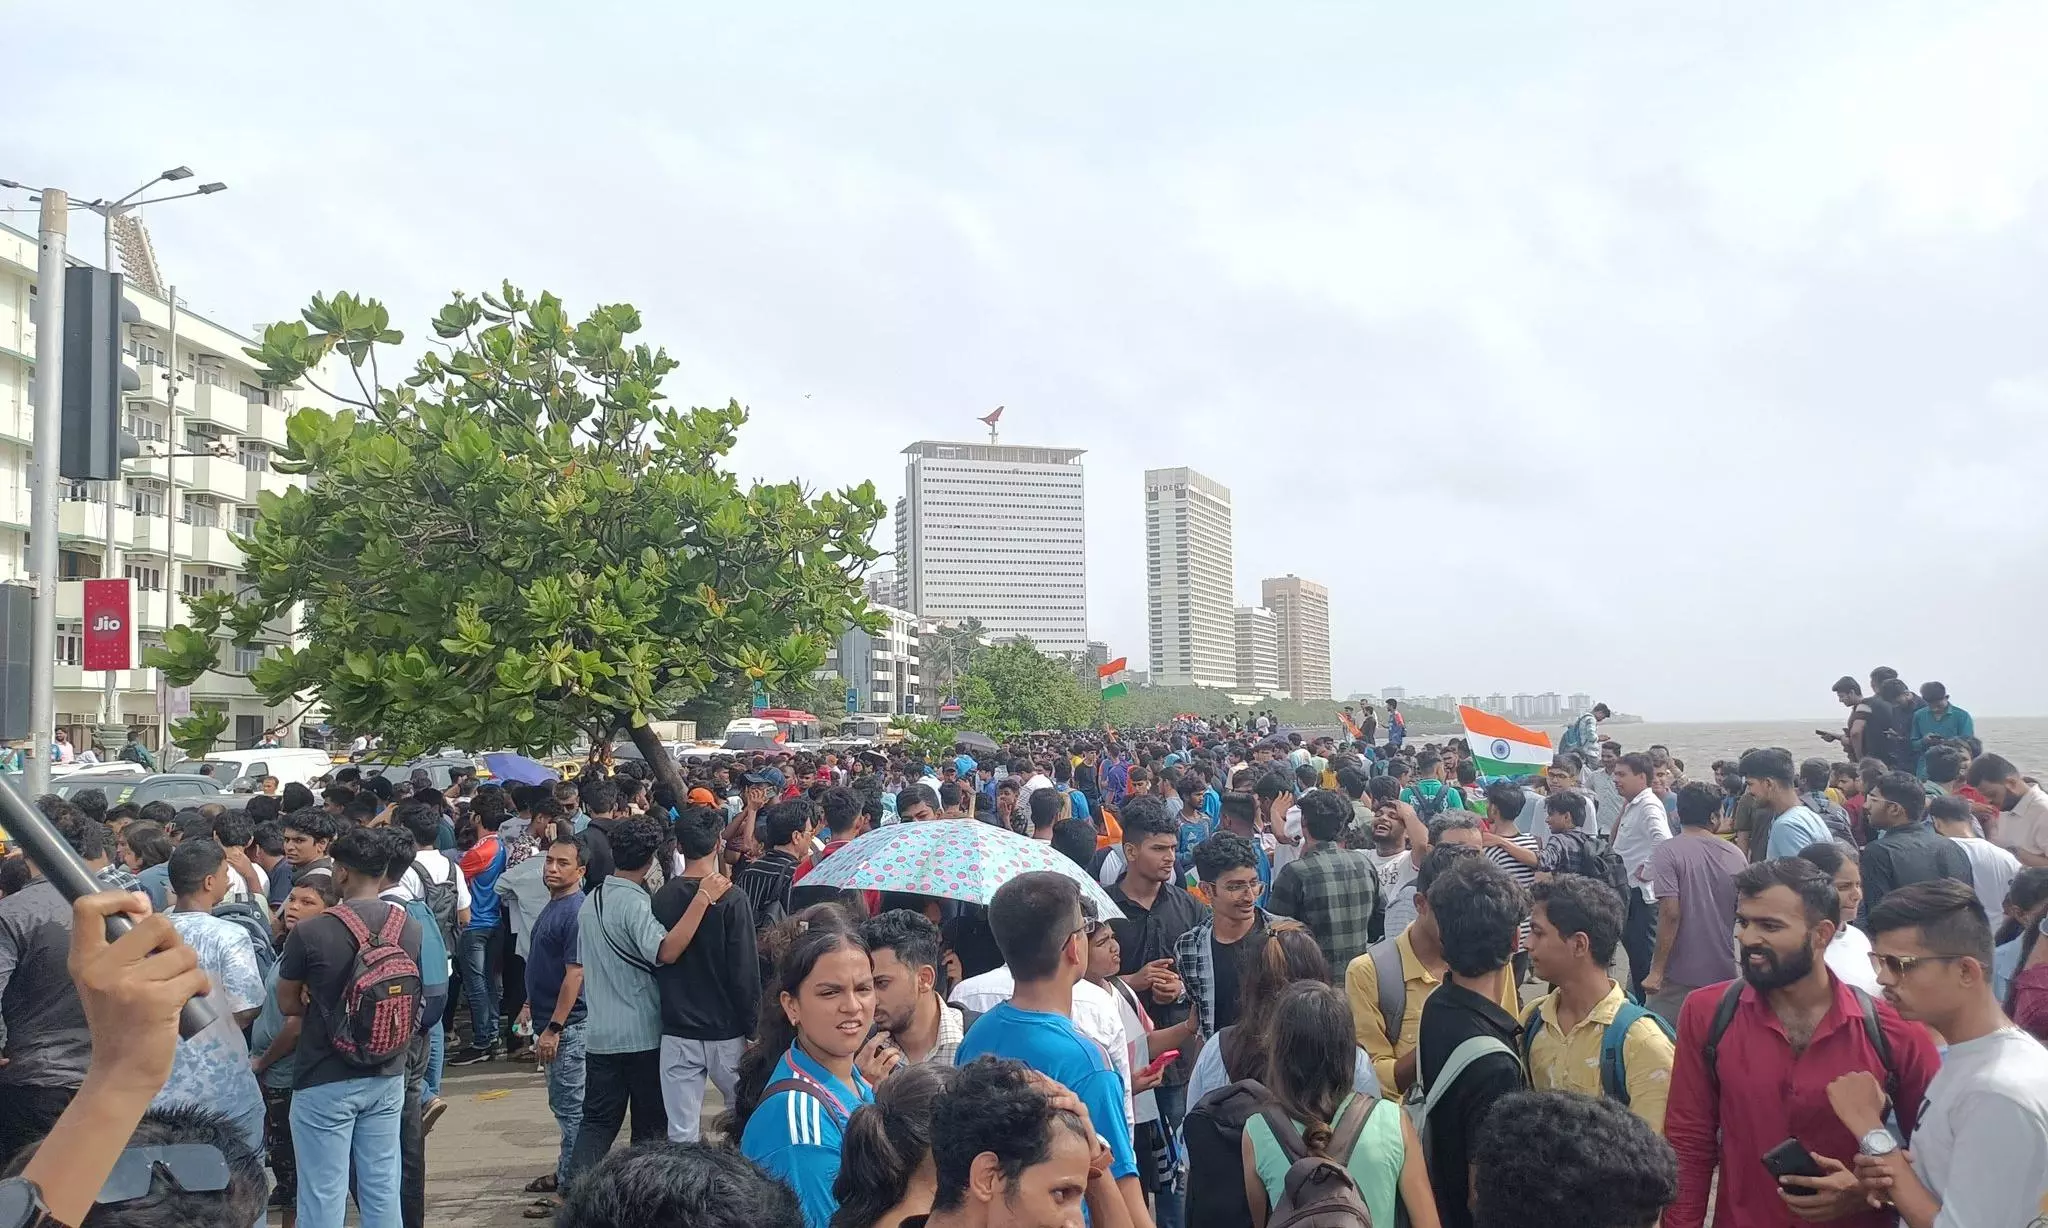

{"left": 1098, "top": 657, "right": 1128, "bottom": 700}
{"left": 1460, "top": 706, "right": 1552, "bottom": 777}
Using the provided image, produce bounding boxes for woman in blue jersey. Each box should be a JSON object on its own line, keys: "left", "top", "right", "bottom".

{"left": 734, "top": 912, "right": 887, "bottom": 1228}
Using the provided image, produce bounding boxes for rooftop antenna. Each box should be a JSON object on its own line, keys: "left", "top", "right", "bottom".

{"left": 979, "top": 405, "right": 1003, "bottom": 444}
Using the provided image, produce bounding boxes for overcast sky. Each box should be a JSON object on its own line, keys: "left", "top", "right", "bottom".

{"left": 11, "top": 1, "right": 2047, "bottom": 719}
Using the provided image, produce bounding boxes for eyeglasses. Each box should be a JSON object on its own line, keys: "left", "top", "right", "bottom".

{"left": 99, "top": 1145, "right": 232, "bottom": 1203}
{"left": 1867, "top": 952, "right": 1970, "bottom": 978}
{"left": 1208, "top": 878, "right": 1263, "bottom": 897}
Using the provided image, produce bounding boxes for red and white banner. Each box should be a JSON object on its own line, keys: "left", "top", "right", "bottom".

{"left": 82, "top": 578, "right": 134, "bottom": 671}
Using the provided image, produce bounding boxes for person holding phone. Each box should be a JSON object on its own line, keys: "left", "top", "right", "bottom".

{"left": 1086, "top": 906, "right": 1198, "bottom": 1223}
{"left": 1662, "top": 858, "right": 1941, "bottom": 1228}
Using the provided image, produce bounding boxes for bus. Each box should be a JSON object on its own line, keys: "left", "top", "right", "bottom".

{"left": 720, "top": 708, "right": 820, "bottom": 745}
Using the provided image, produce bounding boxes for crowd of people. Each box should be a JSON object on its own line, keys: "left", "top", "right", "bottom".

{"left": 2, "top": 670, "right": 2046, "bottom": 1228}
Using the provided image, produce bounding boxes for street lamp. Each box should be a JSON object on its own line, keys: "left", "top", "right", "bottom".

{"left": 65, "top": 170, "right": 227, "bottom": 748}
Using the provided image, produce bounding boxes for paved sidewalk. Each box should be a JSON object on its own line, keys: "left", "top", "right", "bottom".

{"left": 417, "top": 1056, "right": 724, "bottom": 1228}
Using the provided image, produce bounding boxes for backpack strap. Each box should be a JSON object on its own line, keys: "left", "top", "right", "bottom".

{"left": 1849, "top": 987, "right": 1901, "bottom": 1109}
{"left": 760, "top": 1077, "right": 852, "bottom": 1131}
{"left": 1259, "top": 1105, "right": 1314, "bottom": 1164}
{"left": 1324, "top": 1095, "right": 1373, "bottom": 1164}
{"left": 1520, "top": 1004, "right": 1546, "bottom": 1063}
{"left": 1598, "top": 1001, "right": 1673, "bottom": 1104}
{"left": 372, "top": 900, "right": 407, "bottom": 946}
{"left": 330, "top": 900, "right": 372, "bottom": 947}
{"left": 1422, "top": 1035, "right": 1519, "bottom": 1122}
{"left": 1700, "top": 980, "right": 1747, "bottom": 1097}
{"left": 1369, "top": 937, "right": 1405, "bottom": 1039}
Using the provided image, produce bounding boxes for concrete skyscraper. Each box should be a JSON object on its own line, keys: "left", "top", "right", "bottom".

{"left": 1144, "top": 467, "right": 1236, "bottom": 688}
{"left": 898, "top": 440, "right": 1088, "bottom": 653}
{"left": 1234, "top": 605, "right": 1280, "bottom": 694}
{"left": 1262, "top": 574, "right": 1331, "bottom": 701}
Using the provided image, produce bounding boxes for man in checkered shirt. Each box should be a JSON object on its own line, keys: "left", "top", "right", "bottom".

{"left": 1267, "top": 789, "right": 1383, "bottom": 970}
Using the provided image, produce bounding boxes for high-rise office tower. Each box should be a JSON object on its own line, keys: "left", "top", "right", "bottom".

{"left": 1234, "top": 606, "right": 1280, "bottom": 694}
{"left": 1262, "top": 574, "right": 1331, "bottom": 701}
{"left": 1144, "top": 468, "right": 1236, "bottom": 688}
{"left": 898, "top": 440, "right": 1088, "bottom": 653}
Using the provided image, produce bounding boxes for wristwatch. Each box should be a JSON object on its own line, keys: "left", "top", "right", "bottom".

{"left": 0, "top": 1177, "right": 66, "bottom": 1228}
{"left": 544, "top": 1021, "right": 564, "bottom": 1036}
{"left": 1858, "top": 1127, "right": 1900, "bottom": 1158}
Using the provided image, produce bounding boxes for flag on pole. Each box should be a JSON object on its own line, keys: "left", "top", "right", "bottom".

{"left": 1459, "top": 706, "right": 1552, "bottom": 777}
{"left": 1099, "top": 657, "right": 1128, "bottom": 700}
{"left": 1096, "top": 658, "right": 1127, "bottom": 678}
{"left": 1100, "top": 682, "right": 1129, "bottom": 700}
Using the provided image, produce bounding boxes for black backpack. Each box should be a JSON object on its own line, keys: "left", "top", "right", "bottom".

{"left": 1702, "top": 979, "right": 1898, "bottom": 1108}
{"left": 1185, "top": 1080, "right": 1270, "bottom": 1228}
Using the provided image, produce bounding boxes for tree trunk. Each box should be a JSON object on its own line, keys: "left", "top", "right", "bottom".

{"left": 626, "top": 718, "right": 686, "bottom": 798}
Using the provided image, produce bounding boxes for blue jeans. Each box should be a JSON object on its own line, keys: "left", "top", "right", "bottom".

{"left": 422, "top": 1025, "right": 445, "bottom": 1103}
{"left": 457, "top": 927, "right": 499, "bottom": 1050}
{"left": 290, "top": 1074, "right": 404, "bottom": 1228}
{"left": 545, "top": 1024, "right": 587, "bottom": 1187}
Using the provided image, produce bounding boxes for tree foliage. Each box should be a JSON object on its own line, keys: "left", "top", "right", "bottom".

{"left": 144, "top": 284, "right": 884, "bottom": 790}
{"left": 956, "top": 639, "right": 1098, "bottom": 735}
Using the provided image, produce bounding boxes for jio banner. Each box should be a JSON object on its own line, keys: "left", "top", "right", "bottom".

{"left": 82, "top": 578, "right": 134, "bottom": 670}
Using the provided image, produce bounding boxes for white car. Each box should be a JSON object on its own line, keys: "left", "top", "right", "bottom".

{"left": 173, "top": 747, "right": 335, "bottom": 792}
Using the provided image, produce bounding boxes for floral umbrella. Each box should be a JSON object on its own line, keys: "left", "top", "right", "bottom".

{"left": 798, "top": 819, "right": 1125, "bottom": 919}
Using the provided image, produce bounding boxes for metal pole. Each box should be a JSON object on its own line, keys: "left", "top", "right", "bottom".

{"left": 25, "top": 191, "right": 69, "bottom": 796}
{"left": 99, "top": 210, "right": 122, "bottom": 733}
{"left": 160, "top": 285, "right": 178, "bottom": 758}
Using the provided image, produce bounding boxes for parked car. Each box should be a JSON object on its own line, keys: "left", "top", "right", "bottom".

{"left": 48, "top": 771, "right": 229, "bottom": 810}
{"left": 172, "top": 747, "right": 334, "bottom": 793}
{"left": 358, "top": 754, "right": 491, "bottom": 792}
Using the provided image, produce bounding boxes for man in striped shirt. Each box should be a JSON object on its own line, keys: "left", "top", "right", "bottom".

{"left": 1480, "top": 781, "right": 1541, "bottom": 982}
{"left": 735, "top": 802, "right": 813, "bottom": 927}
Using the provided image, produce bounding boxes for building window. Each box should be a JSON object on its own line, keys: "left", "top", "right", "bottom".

{"left": 235, "top": 645, "right": 263, "bottom": 672}
{"left": 125, "top": 562, "right": 164, "bottom": 592}
{"left": 181, "top": 572, "right": 217, "bottom": 598}
{"left": 56, "top": 623, "right": 81, "bottom": 665}
{"left": 233, "top": 509, "right": 257, "bottom": 537}
{"left": 124, "top": 410, "right": 167, "bottom": 442}
{"left": 127, "top": 338, "right": 167, "bottom": 367}
{"left": 238, "top": 443, "right": 269, "bottom": 472}
{"left": 180, "top": 499, "right": 220, "bottom": 528}
{"left": 129, "top": 486, "right": 166, "bottom": 517}
{"left": 239, "top": 382, "right": 271, "bottom": 406}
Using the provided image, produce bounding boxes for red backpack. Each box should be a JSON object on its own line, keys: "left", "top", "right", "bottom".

{"left": 323, "top": 902, "right": 423, "bottom": 1069}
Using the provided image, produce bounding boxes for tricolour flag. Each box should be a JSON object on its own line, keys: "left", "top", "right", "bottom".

{"left": 1459, "top": 706, "right": 1552, "bottom": 777}
{"left": 1097, "top": 657, "right": 1128, "bottom": 679}
{"left": 1100, "top": 682, "right": 1129, "bottom": 700}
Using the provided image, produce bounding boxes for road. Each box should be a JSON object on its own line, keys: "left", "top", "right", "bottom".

{"left": 276, "top": 1056, "right": 723, "bottom": 1228}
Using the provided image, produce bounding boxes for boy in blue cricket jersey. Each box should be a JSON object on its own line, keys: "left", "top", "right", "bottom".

{"left": 955, "top": 872, "right": 1147, "bottom": 1228}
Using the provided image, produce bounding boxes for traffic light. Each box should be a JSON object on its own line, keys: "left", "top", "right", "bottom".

{"left": 60, "top": 266, "right": 143, "bottom": 481}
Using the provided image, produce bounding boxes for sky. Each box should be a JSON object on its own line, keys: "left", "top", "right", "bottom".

{"left": 9, "top": 1, "right": 2047, "bottom": 720}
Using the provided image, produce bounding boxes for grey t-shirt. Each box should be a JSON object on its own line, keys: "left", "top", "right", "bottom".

{"left": 1906, "top": 1026, "right": 2048, "bottom": 1226}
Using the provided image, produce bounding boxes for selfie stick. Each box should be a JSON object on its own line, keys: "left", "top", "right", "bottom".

{"left": 0, "top": 785, "right": 219, "bottom": 1038}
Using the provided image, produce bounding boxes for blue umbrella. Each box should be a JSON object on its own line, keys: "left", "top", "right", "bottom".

{"left": 481, "top": 752, "right": 558, "bottom": 785}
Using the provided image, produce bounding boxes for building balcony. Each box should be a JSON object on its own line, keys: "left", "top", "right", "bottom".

{"left": 184, "top": 380, "right": 245, "bottom": 432}
{"left": 184, "top": 524, "right": 241, "bottom": 568}
{"left": 58, "top": 500, "right": 135, "bottom": 544}
{"left": 246, "top": 466, "right": 292, "bottom": 504}
{"left": 53, "top": 663, "right": 161, "bottom": 693}
{"left": 247, "top": 402, "right": 289, "bottom": 447}
{"left": 190, "top": 670, "right": 260, "bottom": 699}
{"left": 133, "top": 364, "right": 176, "bottom": 405}
{"left": 187, "top": 455, "right": 248, "bottom": 502}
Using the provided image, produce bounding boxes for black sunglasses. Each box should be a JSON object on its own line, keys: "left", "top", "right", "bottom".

{"left": 99, "top": 1145, "right": 232, "bottom": 1204}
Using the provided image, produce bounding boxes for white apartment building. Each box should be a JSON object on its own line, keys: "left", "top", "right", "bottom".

{"left": 1263, "top": 574, "right": 1332, "bottom": 701}
{"left": 823, "top": 602, "right": 922, "bottom": 716}
{"left": 898, "top": 440, "right": 1087, "bottom": 654}
{"left": 0, "top": 220, "right": 333, "bottom": 753}
{"left": 1144, "top": 467, "right": 1235, "bottom": 689}
{"left": 1233, "top": 605, "right": 1280, "bottom": 694}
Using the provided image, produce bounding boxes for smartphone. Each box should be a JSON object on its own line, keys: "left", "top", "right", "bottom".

{"left": 1761, "top": 1138, "right": 1826, "bottom": 1180}
{"left": 1140, "top": 1050, "right": 1182, "bottom": 1078}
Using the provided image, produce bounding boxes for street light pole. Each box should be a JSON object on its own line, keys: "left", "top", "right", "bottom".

{"left": 99, "top": 215, "right": 122, "bottom": 735}
{"left": 24, "top": 191, "right": 69, "bottom": 797}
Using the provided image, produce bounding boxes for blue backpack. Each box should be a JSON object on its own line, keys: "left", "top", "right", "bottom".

{"left": 400, "top": 895, "right": 450, "bottom": 1031}
{"left": 1520, "top": 999, "right": 1675, "bottom": 1105}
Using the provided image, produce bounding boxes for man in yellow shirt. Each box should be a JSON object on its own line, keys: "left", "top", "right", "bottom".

{"left": 1346, "top": 844, "right": 1520, "bottom": 1098}
{"left": 1520, "top": 874, "right": 1675, "bottom": 1134}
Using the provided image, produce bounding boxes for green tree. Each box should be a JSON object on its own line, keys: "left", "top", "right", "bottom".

{"left": 900, "top": 718, "right": 956, "bottom": 766}
{"left": 918, "top": 617, "right": 987, "bottom": 709}
{"left": 956, "top": 639, "right": 1098, "bottom": 735}
{"left": 144, "top": 284, "right": 884, "bottom": 794}
{"left": 166, "top": 707, "right": 229, "bottom": 762}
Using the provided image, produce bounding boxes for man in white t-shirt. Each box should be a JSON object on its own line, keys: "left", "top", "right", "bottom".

{"left": 388, "top": 804, "right": 472, "bottom": 919}
{"left": 1827, "top": 878, "right": 2048, "bottom": 1226}
{"left": 1930, "top": 796, "right": 2020, "bottom": 919}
